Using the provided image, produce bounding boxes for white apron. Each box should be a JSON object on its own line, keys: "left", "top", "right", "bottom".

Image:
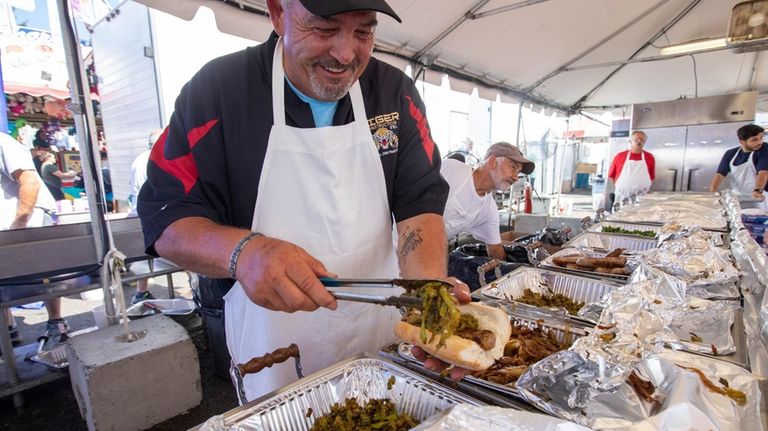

{"left": 224, "top": 38, "right": 401, "bottom": 403}
{"left": 729, "top": 149, "right": 768, "bottom": 210}
{"left": 614, "top": 151, "right": 652, "bottom": 203}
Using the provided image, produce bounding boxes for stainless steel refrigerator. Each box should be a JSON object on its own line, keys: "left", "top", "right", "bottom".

{"left": 609, "top": 92, "right": 757, "bottom": 193}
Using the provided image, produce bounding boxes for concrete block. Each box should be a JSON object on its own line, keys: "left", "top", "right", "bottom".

{"left": 67, "top": 314, "right": 202, "bottom": 431}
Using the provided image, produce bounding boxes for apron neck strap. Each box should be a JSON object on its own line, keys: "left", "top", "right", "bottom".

{"left": 271, "top": 37, "right": 368, "bottom": 130}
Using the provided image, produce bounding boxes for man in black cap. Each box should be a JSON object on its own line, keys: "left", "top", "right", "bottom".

{"left": 138, "top": 0, "right": 469, "bottom": 401}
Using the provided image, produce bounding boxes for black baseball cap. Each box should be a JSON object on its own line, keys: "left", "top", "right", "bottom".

{"left": 298, "top": 0, "right": 402, "bottom": 23}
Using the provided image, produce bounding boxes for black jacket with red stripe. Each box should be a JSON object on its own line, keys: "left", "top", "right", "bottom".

{"left": 138, "top": 32, "right": 448, "bottom": 256}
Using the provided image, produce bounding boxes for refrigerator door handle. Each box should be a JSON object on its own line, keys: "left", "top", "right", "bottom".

{"left": 668, "top": 168, "right": 678, "bottom": 191}
{"left": 685, "top": 168, "right": 700, "bottom": 191}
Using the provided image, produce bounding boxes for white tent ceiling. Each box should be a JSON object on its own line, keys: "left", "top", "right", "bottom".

{"left": 132, "top": 0, "right": 768, "bottom": 113}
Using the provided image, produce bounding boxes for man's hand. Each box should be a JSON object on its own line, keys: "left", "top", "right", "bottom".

{"left": 411, "top": 276, "right": 472, "bottom": 380}
{"left": 9, "top": 215, "right": 29, "bottom": 230}
{"left": 753, "top": 190, "right": 765, "bottom": 201}
{"left": 235, "top": 236, "right": 338, "bottom": 313}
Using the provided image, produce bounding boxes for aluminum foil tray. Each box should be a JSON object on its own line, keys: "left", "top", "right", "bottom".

{"left": 606, "top": 206, "right": 727, "bottom": 231}
{"left": 474, "top": 267, "right": 621, "bottom": 322}
{"left": 397, "top": 307, "right": 589, "bottom": 399}
{"left": 215, "top": 356, "right": 482, "bottom": 430}
{"left": 540, "top": 248, "right": 631, "bottom": 281}
{"left": 30, "top": 343, "right": 68, "bottom": 369}
{"left": 673, "top": 305, "right": 748, "bottom": 369}
{"left": 125, "top": 299, "right": 196, "bottom": 318}
{"left": 588, "top": 221, "right": 726, "bottom": 246}
{"left": 563, "top": 231, "right": 657, "bottom": 252}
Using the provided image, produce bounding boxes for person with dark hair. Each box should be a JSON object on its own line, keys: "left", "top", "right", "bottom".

{"left": 40, "top": 152, "right": 76, "bottom": 201}
{"left": 710, "top": 124, "right": 767, "bottom": 208}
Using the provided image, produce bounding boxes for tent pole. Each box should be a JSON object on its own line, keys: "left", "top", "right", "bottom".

{"left": 527, "top": 0, "right": 671, "bottom": 92}
{"left": 571, "top": 0, "right": 702, "bottom": 110}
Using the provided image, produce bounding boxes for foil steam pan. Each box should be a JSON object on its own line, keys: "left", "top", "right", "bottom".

{"left": 203, "top": 356, "right": 482, "bottom": 431}
{"left": 397, "top": 307, "right": 589, "bottom": 398}
{"left": 516, "top": 349, "right": 763, "bottom": 430}
{"left": 589, "top": 221, "right": 727, "bottom": 247}
{"left": 477, "top": 266, "right": 621, "bottom": 322}
{"left": 125, "top": 298, "right": 197, "bottom": 317}
{"left": 412, "top": 404, "right": 590, "bottom": 430}
{"left": 563, "top": 231, "right": 658, "bottom": 252}
{"left": 541, "top": 247, "right": 635, "bottom": 281}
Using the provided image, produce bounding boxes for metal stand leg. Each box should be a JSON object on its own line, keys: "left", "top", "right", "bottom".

{"left": 0, "top": 306, "right": 24, "bottom": 411}
{"left": 166, "top": 273, "right": 175, "bottom": 299}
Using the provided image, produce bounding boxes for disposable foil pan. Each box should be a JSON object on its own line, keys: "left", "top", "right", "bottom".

{"left": 540, "top": 248, "right": 631, "bottom": 281}
{"left": 672, "top": 305, "right": 748, "bottom": 369}
{"left": 126, "top": 298, "right": 197, "bottom": 317}
{"left": 205, "top": 356, "right": 482, "bottom": 430}
{"left": 563, "top": 232, "right": 658, "bottom": 252}
{"left": 30, "top": 343, "right": 68, "bottom": 369}
{"left": 475, "top": 266, "right": 621, "bottom": 323}
{"left": 588, "top": 221, "right": 726, "bottom": 246}
{"left": 397, "top": 307, "right": 589, "bottom": 399}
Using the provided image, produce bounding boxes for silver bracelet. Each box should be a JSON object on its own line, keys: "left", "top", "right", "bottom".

{"left": 228, "top": 232, "right": 264, "bottom": 279}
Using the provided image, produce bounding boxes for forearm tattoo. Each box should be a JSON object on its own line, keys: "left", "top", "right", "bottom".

{"left": 399, "top": 228, "right": 423, "bottom": 266}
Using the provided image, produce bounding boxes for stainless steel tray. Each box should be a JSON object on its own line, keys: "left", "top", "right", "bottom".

{"left": 563, "top": 231, "right": 658, "bottom": 252}
{"left": 588, "top": 221, "right": 727, "bottom": 246}
{"left": 540, "top": 248, "right": 631, "bottom": 281}
{"left": 473, "top": 267, "right": 621, "bottom": 323}
{"left": 125, "top": 298, "right": 196, "bottom": 317}
{"left": 207, "top": 356, "right": 483, "bottom": 430}
{"left": 396, "top": 306, "right": 589, "bottom": 399}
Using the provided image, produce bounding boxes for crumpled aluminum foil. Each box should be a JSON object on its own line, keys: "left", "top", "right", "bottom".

{"left": 517, "top": 350, "right": 764, "bottom": 430}
{"left": 633, "top": 233, "right": 740, "bottom": 299}
{"left": 412, "top": 404, "right": 590, "bottom": 431}
{"left": 607, "top": 200, "right": 727, "bottom": 230}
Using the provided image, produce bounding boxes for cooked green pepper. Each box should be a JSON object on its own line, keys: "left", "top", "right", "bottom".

{"left": 404, "top": 282, "right": 464, "bottom": 349}
{"left": 309, "top": 398, "right": 418, "bottom": 431}
{"left": 602, "top": 226, "right": 656, "bottom": 237}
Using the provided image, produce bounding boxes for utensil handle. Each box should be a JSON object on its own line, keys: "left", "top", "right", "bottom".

{"left": 238, "top": 343, "right": 300, "bottom": 376}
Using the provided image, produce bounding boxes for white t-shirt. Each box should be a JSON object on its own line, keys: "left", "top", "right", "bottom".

{"left": 0, "top": 133, "right": 56, "bottom": 229}
{"left": 440, "top": 159, "right": 501, "bottom": 244}
{"left": 128, "top": 149, "right": 151, "bottom": 214}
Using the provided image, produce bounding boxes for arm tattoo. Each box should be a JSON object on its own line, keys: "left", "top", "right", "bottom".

{"left": 399, "top": 228, "right": 423, "bottom": 266}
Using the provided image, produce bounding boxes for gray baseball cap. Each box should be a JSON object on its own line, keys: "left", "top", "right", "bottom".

{"left": 485, "top": 142, "right": 535, "bottom": 175}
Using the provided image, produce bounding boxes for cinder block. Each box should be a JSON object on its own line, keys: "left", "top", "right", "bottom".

{"left": 67, "top": 314, "right": 202, "bottom": 431}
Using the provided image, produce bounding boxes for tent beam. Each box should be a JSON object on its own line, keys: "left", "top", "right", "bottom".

{"left": 570, "top": 0, "right": 702, "bottom": 110}
{"left": 527, "top": 0, "right": 671, "bottom": 92}
{"left": 470, "top": 0, "right": 551, "bottom": 19}
{"left": 414, "top": 0, "right": 490, "bottom": 60}
{"left": 563, "top": 44, "right": 732, "bottom": 71}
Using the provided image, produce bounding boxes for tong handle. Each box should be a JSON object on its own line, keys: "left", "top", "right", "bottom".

{"left": 238, "top": 343, "right": 300, "bottom": 376}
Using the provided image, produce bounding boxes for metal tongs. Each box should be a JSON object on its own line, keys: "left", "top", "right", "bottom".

{"left": 321, "top": 277, "right": 452, "bottom": 309}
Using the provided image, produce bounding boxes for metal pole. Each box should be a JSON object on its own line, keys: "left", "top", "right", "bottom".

{"left": 56, "top": 0, "right": 117, "bottom": 324}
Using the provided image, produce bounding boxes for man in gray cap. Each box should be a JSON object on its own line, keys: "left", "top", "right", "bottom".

{"left": 441, "top": 142, "right": 535, "bottom": 261}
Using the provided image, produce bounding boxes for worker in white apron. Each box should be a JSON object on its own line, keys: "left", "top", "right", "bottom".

{"left": 614, "top": 150, "right": 652, "bottom": 205}
{"left": 728, "top": 150, "right": 768, "bottom": 210}
{"left": 223, "top": 38, "right": 404, "bottom": 403}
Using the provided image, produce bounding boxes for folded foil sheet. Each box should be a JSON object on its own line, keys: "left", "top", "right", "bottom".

{"left": 199, "top": 356, "right": 482, "bottom": 431}
{"left": 517, "top": 349, "right": 764, "bottom": 430}
{"left": 412, "top": 404, "right": 590, "bottom": 430}
{"left": 607, "top": 200, "right": 727, "bottom": 231}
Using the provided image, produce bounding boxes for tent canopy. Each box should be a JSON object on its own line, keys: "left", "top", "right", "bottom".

{"left": 132, "top": 0, "right": 768, "bottom": 113}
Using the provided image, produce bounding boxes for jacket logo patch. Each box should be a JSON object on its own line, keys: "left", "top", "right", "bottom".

{"left": 369, "top": 112, "right": 399, "bottom": 156}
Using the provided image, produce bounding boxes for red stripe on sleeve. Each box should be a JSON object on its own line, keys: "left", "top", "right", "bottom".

{"left": 188, "top": 119, "right": 219, "bottom": 149}
{"left": 404, "top": 95, "right": 435, "bottom": 164}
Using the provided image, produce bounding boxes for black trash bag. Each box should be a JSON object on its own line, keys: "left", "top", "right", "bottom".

{"left": 448, "top": 243, "right": 527, "bottom": 292}
{"left": 528, "top": 227, "right": 572, "bottom": 246}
